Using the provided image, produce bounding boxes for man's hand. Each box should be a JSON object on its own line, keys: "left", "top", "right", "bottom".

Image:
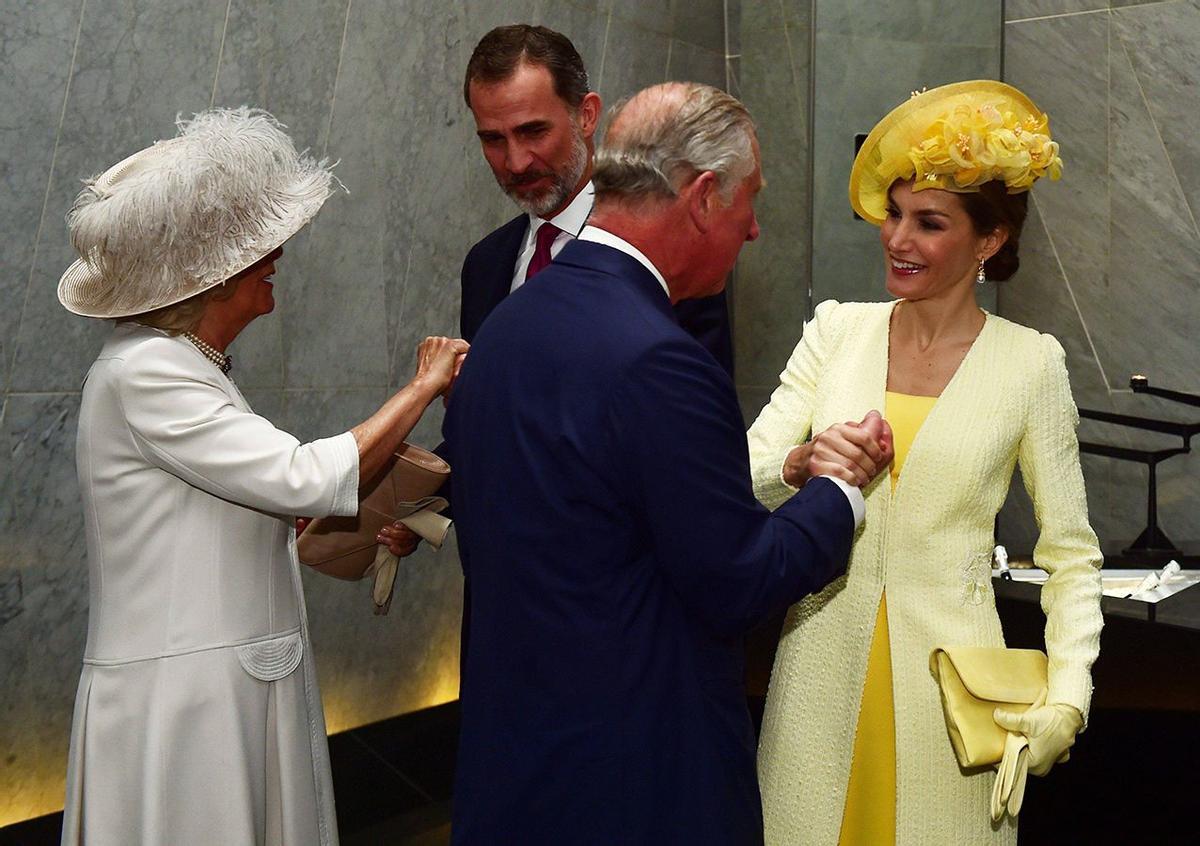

{"left": 377, "top": 522, "right": 421, "bottom": 558}
{"left": 782, "top": 410, "right": 895, "bottom": 489}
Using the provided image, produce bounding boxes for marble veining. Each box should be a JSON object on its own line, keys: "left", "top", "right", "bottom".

{"left": 999, "top": 2, "right": 1200, "bottom": 555}
{"left": 9, "top": 0, "right": 227, "bottom": 394}
{"left": 0, "top": 394, "right": 88, "bottom": 824}
{"left": 733, "top": 1, "right": 811, "bottom": 396}
{"left": 0, "top": 0, "right": 81, "bottom": 398}
{"left": 1006, "top": 0, "right": 1109, "bottom": 22}
{"left": 1112, "top": 1, "right": 1200, "bottom": 239}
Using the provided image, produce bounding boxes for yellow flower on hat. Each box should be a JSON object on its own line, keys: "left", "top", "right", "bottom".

{"left": 849, "top": 80, "right": 1063, "bottom": 225}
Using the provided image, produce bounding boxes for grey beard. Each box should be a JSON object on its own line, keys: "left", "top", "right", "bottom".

{"left": 505, "top": 131, "right": 589, "bottom": 217}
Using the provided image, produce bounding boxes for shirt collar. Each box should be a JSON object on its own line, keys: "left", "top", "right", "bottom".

{"left": 529, "top": 180, "right": 594, "bottom": 239}
{"left": 577, "top": 225, "right": 670, "bottom": 297}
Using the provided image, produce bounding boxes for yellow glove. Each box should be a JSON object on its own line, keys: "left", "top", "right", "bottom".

{"left": 993, "top": 702, "right": 1083, "bottom": 776}
{"left": 990, "top": 730, "right": 1030, "bottom": 821}
{"left": 989, "top": 696, "right": 1083, "bottom": 821}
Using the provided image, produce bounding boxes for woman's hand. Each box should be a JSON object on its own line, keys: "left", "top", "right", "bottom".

{"left": 990, "top": 701, "right": 1082, "bottom": 819}
{"left": 783, "top": 410, "right": 895, "bottom": 488}
{"left": 414, "top": 336, "right": 469, "bottom": 396}
{"left": 352, "top": 336, "right": 469, "bottom": 485}
{"left": 377, "top": 521, "right": 421, "bottom": 558}
{"left": 993, "top": 703, "right": 1083, "bottom": 776}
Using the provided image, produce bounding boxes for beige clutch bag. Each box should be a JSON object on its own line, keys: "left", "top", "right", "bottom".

{"left": 298, "top": 442, "right": 450, "bottom": 614}
{"left": 929, "top": 646, "right": 1048, "bottom": 768}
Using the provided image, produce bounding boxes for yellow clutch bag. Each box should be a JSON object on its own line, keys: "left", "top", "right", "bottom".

{"left": 929, "top": 646, "right": 1048, "bottom": 768}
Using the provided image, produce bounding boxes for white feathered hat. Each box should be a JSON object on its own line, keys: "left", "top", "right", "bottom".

{"left": 59, "top": 107, "right": 338, "bottom": 318}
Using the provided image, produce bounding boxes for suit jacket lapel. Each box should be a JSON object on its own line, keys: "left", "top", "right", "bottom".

{"left": 478, "top": 216, "right": 528, "bottom": 328}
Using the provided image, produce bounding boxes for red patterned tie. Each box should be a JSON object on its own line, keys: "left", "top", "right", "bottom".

{"left": 525, "top": 222, "right": 562, "bottom": 281}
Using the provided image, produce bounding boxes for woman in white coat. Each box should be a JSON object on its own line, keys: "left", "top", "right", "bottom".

{"left": 57, "top": 108, "right": 467, "bottom": 846}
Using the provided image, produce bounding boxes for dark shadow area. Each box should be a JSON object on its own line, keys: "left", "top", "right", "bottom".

{"left": 6, "top": 629, "right": 1196, "bottom": 846}
{"left": 1, "top": 702, "right": 460, "bottom": 846}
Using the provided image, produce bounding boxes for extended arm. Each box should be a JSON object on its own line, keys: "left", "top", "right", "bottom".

{"left": 122, "top": 336, "right": 465, "bottom": 519}
{"left": 612, "top": 338, "right": 857, "bottom": 638}
{"left": 746, "top": 300, "right": 837, "bottom": 508}
{"left": 991, "top": 335, "right": 1102, "bottom": 810}
{"left": 351, "top": 336, "right": 468, "bottom": 484}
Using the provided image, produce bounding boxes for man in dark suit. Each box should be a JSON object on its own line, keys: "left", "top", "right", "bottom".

{"left": 378, "top": 25, "right": 739, "bottom": 665}
{"left": 459, "top": 24, "right": 733, "bottom": 370}
{"left": 443, "top": 83, "right": 893, "bottom": 844}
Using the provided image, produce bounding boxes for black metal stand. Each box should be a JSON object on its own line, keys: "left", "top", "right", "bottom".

{"left": 1077, "top": 376, "right": 1200, "bottom": 567}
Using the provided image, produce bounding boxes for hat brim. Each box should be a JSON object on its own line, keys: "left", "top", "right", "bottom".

{"left": 849, "top": 80, "right": 1042, "bottom": 226}
{"left": 58, "top": 184, "right": 328, "bottom": 319}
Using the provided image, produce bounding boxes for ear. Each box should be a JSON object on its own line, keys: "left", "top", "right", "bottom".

{"left": 979, "top": 225, "right": 1010, "bottom": 263}
{"left": 577, "top": 92, "right": 602, "bottom": 139}
{"left": 684, "top": 171, "right": 720, "bottom": 234}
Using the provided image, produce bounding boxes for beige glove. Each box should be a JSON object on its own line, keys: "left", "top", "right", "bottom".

{"left": 993, "top": 702, "right": 1083, "bottom": 776}
{"left": 990, "top": 697, "right": 1083, "bottom": 821}
{"left": 991, "top": 730, "right": 1030, "bottom": 821}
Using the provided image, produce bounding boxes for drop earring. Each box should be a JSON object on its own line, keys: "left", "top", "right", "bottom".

{"left": 976, "top": 258, "right": 987, "bottom": 285}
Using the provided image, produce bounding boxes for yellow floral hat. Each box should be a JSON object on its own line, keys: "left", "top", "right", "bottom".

{"left": 849, "top": 80, "right": 1062, "bottom": 225}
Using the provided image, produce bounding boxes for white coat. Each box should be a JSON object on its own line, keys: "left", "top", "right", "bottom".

{"left": 61, "top": 323, "right": 359, "bottom": 846}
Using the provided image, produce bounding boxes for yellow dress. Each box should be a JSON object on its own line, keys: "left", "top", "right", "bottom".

{"left": 838, "top": 390, "right": 937, "bottom": 846}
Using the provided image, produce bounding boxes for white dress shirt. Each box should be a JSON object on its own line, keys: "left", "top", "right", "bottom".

{"left": 511, "top": 181, "right": 595, "bottom": 291}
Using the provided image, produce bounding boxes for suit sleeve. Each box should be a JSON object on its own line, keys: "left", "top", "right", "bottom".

{"left": 459, "top": 251, "right": 477, "bottom": 340}
{"left": 117, "top": 343, "right": 359, "bottom": 518}
{"left": 609, "top": 337, "right": 855, "bottom": 638}
{"left": 746, "top": 299, "right": 841, "bottom": 509}
{"left": 1018, "top": 334, "right": 1103, "bottom": 722}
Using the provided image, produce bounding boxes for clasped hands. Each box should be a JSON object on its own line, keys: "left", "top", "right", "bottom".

{"left": 990, "top": 693, "right": 1083, "bottom": 820}
{"left": 782, "top": 410, "right": 896, "bottom": 489}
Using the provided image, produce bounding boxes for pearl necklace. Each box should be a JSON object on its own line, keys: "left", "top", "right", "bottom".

{"left": 184, "top": 332, "right": 233, "bottom": 375}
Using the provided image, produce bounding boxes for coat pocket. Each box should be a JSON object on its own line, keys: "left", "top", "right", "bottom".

{"left": 235, "top": 630, "right": 304, "bottom": 681}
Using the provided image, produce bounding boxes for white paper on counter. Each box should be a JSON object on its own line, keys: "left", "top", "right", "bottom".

{"left": 998, "top": 567, "right": 1200, "bottom": 603}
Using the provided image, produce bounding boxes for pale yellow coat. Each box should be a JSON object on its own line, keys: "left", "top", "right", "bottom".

{"left": 749, "top": 301, "right": 1103, "bottom": 846}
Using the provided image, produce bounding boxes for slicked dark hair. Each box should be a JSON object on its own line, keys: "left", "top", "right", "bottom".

{"left": 464, "top": 24, "right": 590, "bottom": 109}
{"left": 959, "top": 183, "right": 1029, "bottom": 281}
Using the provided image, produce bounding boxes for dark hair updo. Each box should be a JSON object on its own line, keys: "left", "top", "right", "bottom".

{"left": 958, "top": 181, "right": 1029, "bottom": 281}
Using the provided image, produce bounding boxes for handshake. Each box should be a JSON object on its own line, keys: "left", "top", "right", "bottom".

{"left": 783, "top": 410, "right": 896, "bottom": 489}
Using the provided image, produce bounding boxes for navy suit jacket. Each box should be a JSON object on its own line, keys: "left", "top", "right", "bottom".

{"left": 460, "top": 213, "right": 735, "bottom": 375}
{"left": 443, "top": 240, "right": 855, "bottom": 845}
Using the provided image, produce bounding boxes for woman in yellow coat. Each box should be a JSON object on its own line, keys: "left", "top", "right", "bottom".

{"left": 749, "top": 82, "right": 1104, "bottom": 845}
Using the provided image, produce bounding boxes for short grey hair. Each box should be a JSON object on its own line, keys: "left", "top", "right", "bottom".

{"left": 593, "top": 83, "right": 756, "bottom": 204}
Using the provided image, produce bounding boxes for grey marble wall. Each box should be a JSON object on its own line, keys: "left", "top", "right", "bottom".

{"left": 0, "top": 0, "right": 727, "bottom": 825}
{"left": 734, "top": 0, "right": 811, "bottom": 422}
{"left": 998, "top": 0, "right": 1200, "bottom": 558}
{"left": 735, "top": 0, "right": 1003, "bottom": 423}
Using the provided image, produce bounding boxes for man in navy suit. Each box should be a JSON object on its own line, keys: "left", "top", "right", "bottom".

{"left": 383, "top": 25, "right": 738, "bottom": 667}
{"left": 444, "top": 83, "right": 893, "bottom": 844}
